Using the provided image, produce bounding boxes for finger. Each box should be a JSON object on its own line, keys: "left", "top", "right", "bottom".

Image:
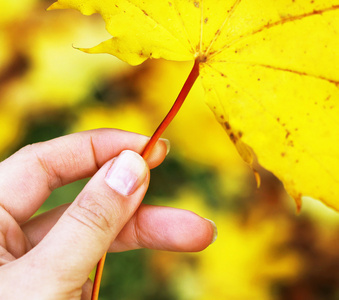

{"left": 0, "top": 128, "right": 168, "bottom": 223}
{"left": 111, "top": 204, "right": 217, "bottom": 252}
{"left": 22, "top": 204, "right": 217, "bottom": 252}
{"left": 21, "top": 204, "right": 70, "bottom": 248}
{"left": 0, "top": 206, "right": 31, "bottom": 262}
{"left": 20, "top": 150, "right": 150, "bottom": 295}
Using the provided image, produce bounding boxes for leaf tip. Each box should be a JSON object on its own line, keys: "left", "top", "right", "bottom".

{"left": 72, "top": 44, "right": 82, "bottom": 50}
{"left": 253, "top": 168, "right": 261, "bottom": 188}
{"left": 72, "top": 45, "right": 93, "bottom": 54}
{"left": 294, "top": 194, "right": 303, "bottom": 214}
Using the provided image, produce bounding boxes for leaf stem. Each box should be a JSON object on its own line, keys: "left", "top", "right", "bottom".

{"left": 91, "top": 252, "right": 106, "bottom": 300}
{"left": 91, "top": 58, "right": 200, "bottom": 300}
{"left": 141, "top": 59, "right": 200, "bottom": 159}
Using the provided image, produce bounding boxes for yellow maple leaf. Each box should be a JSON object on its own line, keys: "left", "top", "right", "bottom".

{"left": 49, "top": 0, "right": 339, "bottom": 211}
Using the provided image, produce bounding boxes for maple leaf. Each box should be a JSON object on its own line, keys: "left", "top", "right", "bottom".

{"left": 49, "top": 0, "right": 339, "bottom": 211}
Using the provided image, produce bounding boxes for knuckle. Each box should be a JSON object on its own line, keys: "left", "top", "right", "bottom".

{"left": 19, "top": 143, "right": 44, "bottom": 158}
{"left": 132, "top": 208, "right": 151, "bottom": 249}
{"left": 21, "top": 143, "right": 63, "bottom": 191}
{"left": 68, "top": 190, "right": 118, "bottom": 234}
{"left": 133, "top": 210, "right": 145, "bottom": 247}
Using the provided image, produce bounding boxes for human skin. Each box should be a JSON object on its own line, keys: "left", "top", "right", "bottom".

{"left": 0, "top": 128, "right": 216, "bottom": 299}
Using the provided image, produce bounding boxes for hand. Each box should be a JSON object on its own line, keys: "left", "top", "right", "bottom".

{"left": 0, "top": 129, "right": 216, "bottom": 299}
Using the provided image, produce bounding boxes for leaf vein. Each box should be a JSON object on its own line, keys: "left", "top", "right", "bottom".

{"left": 209, "top": 5, "right": 339, "bottom": 60}
{"left": 209, "top": 60, "right": 339, "bottom": 87}
{"left": 171, "top": 0, "right": 196, "bottom": 54}
{"left": 123, "top": 0, "right": 193, "bottom": 54}
{"left": 204, "top": 0, "right": 242, "bottom": 57}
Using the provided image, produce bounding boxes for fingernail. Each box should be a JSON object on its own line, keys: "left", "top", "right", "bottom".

{"left": 159, "top": 138, "right": 171, "bottom": 155}
{"left": 105, "top": 150, "right": 147, "bottom": 196}
{"left": 205, "top": 218, "right": 218, "bottom": 244}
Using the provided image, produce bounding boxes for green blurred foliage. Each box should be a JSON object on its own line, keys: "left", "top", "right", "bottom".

{"left": 1, "top": 1, "right": 339, "bottom": 299}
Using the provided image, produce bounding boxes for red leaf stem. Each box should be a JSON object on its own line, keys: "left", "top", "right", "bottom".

{"left": 141, "top": 58, "right": 200, "bottom": 159}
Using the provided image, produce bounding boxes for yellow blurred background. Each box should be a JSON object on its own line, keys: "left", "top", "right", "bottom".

{"left": 1, "top": 1, "right": 339, "bottom": 299}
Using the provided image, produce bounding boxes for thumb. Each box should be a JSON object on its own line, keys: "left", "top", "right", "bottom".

{"left": 23, "top": 150, "right": 149, "bottom": 297}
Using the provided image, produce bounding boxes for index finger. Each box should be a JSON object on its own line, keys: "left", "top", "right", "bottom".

{"left": 0, "top": 128, "right": 168, "bottom": 223}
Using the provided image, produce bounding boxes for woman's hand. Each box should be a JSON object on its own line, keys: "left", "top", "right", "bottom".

{"left": 0, "top": 128, "right": 216, "bottom": 299}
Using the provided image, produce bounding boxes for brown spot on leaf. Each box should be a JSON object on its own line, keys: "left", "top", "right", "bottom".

{"left": 224, "top": 121, "right": 231, "bottom": 130}
{"left": 204, "top": 17, "right": 208, "bottom": 24}
{"left": 194, "top": 1, "right": 199, "bottom": 8}
{"left": 142, "top": 9, "right": 149, "bottom": 16}
{"left": 229, "top": 132, "right": 237, "bottom": 143}
{"left": 168, "top": 1, "right": 172, "bottom": 6}
{"left": 285, "top": 130, "right": 291, "bottom": 139}
{"left": 238, "top": 131, "right": 243, "bottom": 138}
{"left": 281, "top": 152, "right": 286, "bottom": 157}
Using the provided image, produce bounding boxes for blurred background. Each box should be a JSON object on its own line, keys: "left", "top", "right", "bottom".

{"left": 1, "top": 1, "right": 339, "bottom": 299}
